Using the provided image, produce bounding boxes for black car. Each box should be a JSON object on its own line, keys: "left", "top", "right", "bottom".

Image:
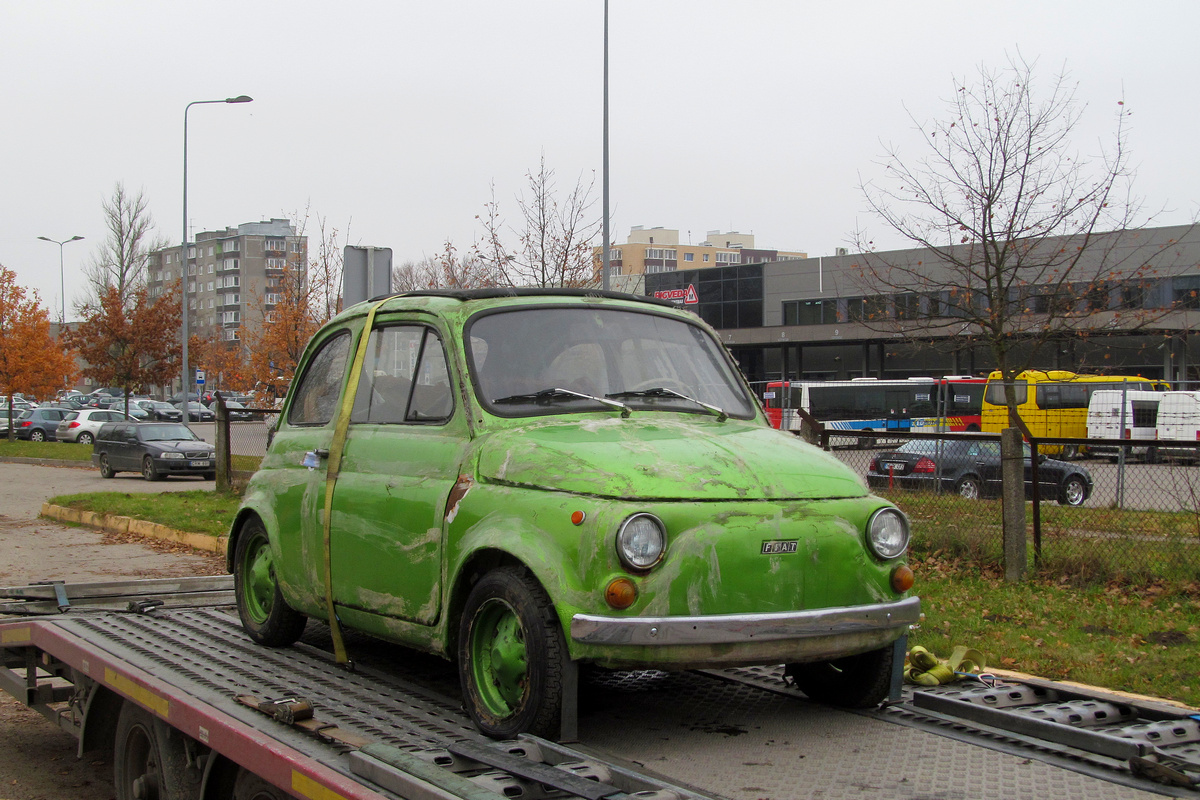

{"left": 135, "top": 399, "right": 185, "bottom": 422}
{"left": 12, "top": 407, "right": 69, "bottom": 441}
{"left": 92, "top": 421, "right": 216, "bottom": 481}
{"left": 175, "top": 402, "right": 215, "bottom": 422}
{"left": 866, "top": 438, "right": 1093, "bottom": 506}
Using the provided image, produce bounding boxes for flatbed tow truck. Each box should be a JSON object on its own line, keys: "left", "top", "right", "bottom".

{"left": 2, "top": 576, "right": 1199, "bottom": 800}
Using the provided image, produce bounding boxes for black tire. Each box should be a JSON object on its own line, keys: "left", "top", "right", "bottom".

{"left": 203, "top": 471, "right": 216, "bottom": 481}
{"left": 142, "top": 455, "right": 162, "bottom": 482}
{"left": 99, "top": 454, "right": 116, "bottom": 479}
{"left": 234, "top": 518, "right": 306, "bottom": 646}
{"left": 233, "top": 769, "right": 289, "bottom": 800}
{"left": 29, "top": 429, "right": 45, "bottom": 442}
{"left": 1145, "top": 447, "right": 1159, "bottom": 465}
{"left": 784, "top": 644, "right": 894, "bottom": 709}
{"left": 956, "top": 475, "right": 982, "bottom": 501}
{"left": 1059, "top": 475, "right": 1089, "bottom": 507}
{"left": 457, "top": 567, "right": 566, "bottom": 739}
{"left": 78, "top": 431, "right": 94, "bottom": 445}
{"left": 114, "top": 702, "right": 202, "bottom": 800}
{"left": 1059, "top": 445, "right": 1079, "bottom": 460}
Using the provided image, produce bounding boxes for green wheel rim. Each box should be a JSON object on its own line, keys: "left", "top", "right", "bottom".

{"left": 241, "top": 531, "right": 276, "bottom": 625}
{"left": 469, "top": 598, "right": 528, "bottom": 718}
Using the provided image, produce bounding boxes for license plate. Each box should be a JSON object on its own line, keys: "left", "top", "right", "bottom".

{"left": 761, "top": 540, "right": 798, "bottom": 555}
{"left": 189, "top": 460, "right": 211, "bottom": 468}
{"left": 883, "top": 462, "right": 905, "bottom": 471}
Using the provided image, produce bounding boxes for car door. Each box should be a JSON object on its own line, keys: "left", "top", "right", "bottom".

{"left": 971, "top": 440, "right": 1005, "bottom": 496}
{"left": 329, "top": 321, "right": 468, "bottom": 627}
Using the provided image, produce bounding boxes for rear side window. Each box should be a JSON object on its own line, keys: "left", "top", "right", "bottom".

{"left": 350, "top": 325, "right": 453, "bottom": 425}
{"left": 288, "top": 331, "right": 352, "bottom": 426}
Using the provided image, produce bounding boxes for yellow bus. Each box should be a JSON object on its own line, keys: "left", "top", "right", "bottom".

{"left": 981, "top": 370, "right": 1161, "bottom": 456}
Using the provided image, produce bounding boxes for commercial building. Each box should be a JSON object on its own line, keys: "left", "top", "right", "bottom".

{"left": 645, "top": 224, "right": 1200, "bottom": 385}
{"left": 146, "top": 218, "right": 307, "bottom": 344}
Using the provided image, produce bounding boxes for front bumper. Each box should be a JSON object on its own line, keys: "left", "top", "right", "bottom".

{"left": 570, "top": 595, "right": 920, "bottom": 669}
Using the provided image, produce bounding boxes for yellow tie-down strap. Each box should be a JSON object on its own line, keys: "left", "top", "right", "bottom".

{"left": 322, "top": 299, "right": 388, "bottom": 665}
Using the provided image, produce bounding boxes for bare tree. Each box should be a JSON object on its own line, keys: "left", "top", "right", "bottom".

{"left": 83, "top": 183, "right": 169, "bottom": 308}
{"left": 474, "top": 157, "right": 602, "bottom": 288}
{"left": 290, "top": 205, "right": 349, "bottom": 321}
{"left": 852, "top": 56, "right": 1190, "bottom": 426}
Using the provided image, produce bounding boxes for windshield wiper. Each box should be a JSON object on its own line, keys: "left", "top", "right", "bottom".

{"left": 606, "top": 387, "right": 728, "bottom": 421}
{"left": 492, "top": 387, "right": 631, "bottom": 417}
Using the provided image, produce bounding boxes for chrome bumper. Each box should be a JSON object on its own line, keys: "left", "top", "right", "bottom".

{"left": 571, "top": 596, "right": 921, "bottom": 647}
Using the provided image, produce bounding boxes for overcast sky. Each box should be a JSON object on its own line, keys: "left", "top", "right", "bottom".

{"left": 4, "top": 1, "right": 1198, "bottom": 319}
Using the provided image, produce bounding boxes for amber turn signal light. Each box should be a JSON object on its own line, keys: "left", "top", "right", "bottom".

{"left": 604, "top": 577, "right": 638, "bottom": 609}
{"left": 890, "top": 564, "right": 915, "bottom": 593}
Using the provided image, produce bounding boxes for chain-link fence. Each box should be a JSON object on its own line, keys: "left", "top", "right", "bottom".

{"left": 826, "top": 429, "right": 1200, "bottom": 584}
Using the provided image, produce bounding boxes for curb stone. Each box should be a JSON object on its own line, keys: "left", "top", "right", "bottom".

{"left": 40, "top": 502, "right": 228, "bottom": 555}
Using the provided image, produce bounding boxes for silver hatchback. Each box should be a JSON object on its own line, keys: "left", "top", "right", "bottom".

{"left": 57, "top": 409, "right": 135, "bottom": 445}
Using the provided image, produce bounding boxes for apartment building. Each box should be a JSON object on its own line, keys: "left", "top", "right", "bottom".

{"left": 597, "top": 226, "right": 807, "bottom": 294}
{"left": 146, "top": 219, "right": 307, "bottom": 343}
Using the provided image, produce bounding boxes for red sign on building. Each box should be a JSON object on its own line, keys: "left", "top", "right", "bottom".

{"left": 653, "top": 284, "right": 699, "bottom": 304}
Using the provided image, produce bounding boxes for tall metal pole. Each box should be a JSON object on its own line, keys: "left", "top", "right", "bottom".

{"left": 601, "top": 0, "right": 611, "bottom": 292}
{"left": 36, "top": 235, "right": 84, "bottom": 323}
{"left": 182, "top": 96, "right": 253, "bottom": 404}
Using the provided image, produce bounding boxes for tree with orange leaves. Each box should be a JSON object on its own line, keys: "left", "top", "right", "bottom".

{"left": 242, "top": 264, "right": 323, "bottom": 402}
{"left": 189, "top": 332, "right": 253, "bottom": 397}
{"left": 0, "top": 266, "right": 78, "bottom": 438}
{"left": 63, "top": 285, "right": 181, "bottom": 416}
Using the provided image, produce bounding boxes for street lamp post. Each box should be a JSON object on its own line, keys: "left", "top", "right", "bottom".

{"left": 182, "top": 95, "right": 253, "bottom": 403}
{"left": 36, "top": 234, "right": 84, "bottom": 323}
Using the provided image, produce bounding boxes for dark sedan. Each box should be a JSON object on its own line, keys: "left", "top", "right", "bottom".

{"left": 136, "top": 400, "right": 185, "bottom": 422}
{"left": 866, "top": 439, "right": 1093, "bottom": 506}
{"left": 92, "top": 421, "right": 215, "bottom": 481}
{"left": 175, "top": 401, "right": 215, "bottom": 422}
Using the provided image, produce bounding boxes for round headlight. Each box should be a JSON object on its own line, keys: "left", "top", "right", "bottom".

{"left": 867, "top": 507, "right": 910, "bottom": 559}
{"left": 616, "top": 513, "right": 666, "bottom": 571}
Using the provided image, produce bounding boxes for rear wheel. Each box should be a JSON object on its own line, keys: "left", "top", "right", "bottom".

{"left": 956, "top": 475, "right": 982, "bottom": 501}
{"left": 233, "top": 770, "right": 289, "bottom": 800}
{"left": 114, "top": 703, "right": 201, "bottom": 800}
{"left": 78, "top": 431, "right": 94, "bottom": 445}
{"left": 29, "top": 429, "right": 45, "bottom": 442}
{"left": 234, "top": 518, "right": 306, "bottom": 646}
{"left": 458, "top": 567, "right": 565, "bottom": 739}
{"left": 785, "top": 644, "right": 894, "bottom": 708}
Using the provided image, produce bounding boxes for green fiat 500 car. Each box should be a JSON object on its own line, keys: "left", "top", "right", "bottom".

{"left": 229, "top": 289, "right": 919, "bottom": 739}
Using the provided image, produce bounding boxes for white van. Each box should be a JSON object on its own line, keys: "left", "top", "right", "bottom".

{"left": 1086, "top": 389, "right": 1166, "bottom": 461}
{"left": 1155, "top": 391, "right": 1200, "bottom": 461}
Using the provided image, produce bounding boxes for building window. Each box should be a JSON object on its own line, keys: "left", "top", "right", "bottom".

{"left": 188, "top": 281, "right": 196, "bottom": 294}
{"left": 222, "top": 275, "right": 240, "bottom": 288}
{"left": 206, "top": 281, "right": 214, "bottom": 292}
{"left": 607, "top": 265, "right": 622, "bottom": 277}
{"left": 222, "top": 311, "right": 240, "bottom": 324}
{"left": 266, "top": 257, "right": 286, "bottom": 269}
{"left": 702, "top": 254, "right": 710, "bottom": 262}
{"left": 207, "top": 246, "right": 214, "bottom": 256}
{"left": 716, "top": 252, "right": 741, "bottom": 264}
{"left": 265, "top": 293, "right": 283, "bottom": 305}
{"left": 267, "top": 239, "right": 285, "bottom": 251}
{"left": 645, "top": 264, "right": 676, "bottom": 274}
{"left": 223, "top": 258, "right": 239, "bottom": 271}
{"left": 265, "top": 311, "right": 277, "bottom": 323}
{"left": 894, "top": 293, "right": 919, "bottom": 320}
{"left": 646, "top": 248, "right": 664, "bottom": 259}
{"left": 223, "top": 239, "right": 239, "bottom": 251}
{"left": 291, "top": 241, "right": 302, "bottom": 253}
{"left": 783, "top": 299, "right": 836, "bottom": 326}
{"left": 684, "top": 253, "right": 694, "bottom": 262}
{"left": 1120, "top": 283, "right": 1145, "bottom": 310}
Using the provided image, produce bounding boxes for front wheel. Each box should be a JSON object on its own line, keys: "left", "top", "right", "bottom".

{"left": 234, "top": 518, "right": 306, "bottom": 646}
{"left": 458, "top": 567, "right": 566, "bottom": 739}
{"left": 1059, "top": 475, "right": 1088, "bottom": 506}
{"left": 99, "top": 454, "right": 116, "bottom": 479}
{"left": 142, "top": 456, "right": 161, "bottom": 482}
{"left": 785, "top": 644, "right": 895, "bottom": 708}
{"left": 956, "top": 476, "right": 982, "bottom": 501}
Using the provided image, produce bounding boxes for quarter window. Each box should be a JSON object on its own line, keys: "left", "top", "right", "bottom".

{"left": 288, "top": 331, "right": 352, "bottom": 426}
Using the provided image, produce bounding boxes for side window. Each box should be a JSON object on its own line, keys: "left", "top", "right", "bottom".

{"left": 288, "top": 331, "right": 352, "bottom": 426}
{"left": 351, "top": 325, "right": 453, "bottom": 425}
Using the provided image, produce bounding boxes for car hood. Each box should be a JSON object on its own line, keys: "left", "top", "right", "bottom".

{"left": 475, "top": 416, "right": 868, "bottom": 500}
{"left": 149, "top": 440, "right": 213, "bottom": 452}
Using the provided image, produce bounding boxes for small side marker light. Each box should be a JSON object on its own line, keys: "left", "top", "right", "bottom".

{"left": 605, "top": 578, "right": 637, "bottom": 609}
{"left": 571, "top": 510, "right": 586, "bottom": 526}
{"left": 891, "top": 564, "right": 915, "bottom": 593}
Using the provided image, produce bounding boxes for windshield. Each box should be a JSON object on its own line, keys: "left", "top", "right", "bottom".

{"left": 467, "top": 306, "right": 756, "bottom": 418}
{"left": 141, "top": 424, "right": 197, "bottom": 442}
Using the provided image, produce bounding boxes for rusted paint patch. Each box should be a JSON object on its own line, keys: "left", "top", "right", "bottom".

{"left": 445, "top": 474, "right": 474, "bottom": 523}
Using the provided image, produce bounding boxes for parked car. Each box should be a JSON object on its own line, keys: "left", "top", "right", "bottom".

{"left": 219, "top": 400, "right": 256, "bottom": 421}
{"left": 56, "top": 409, "right": 138, "bottom": 444}
{"left": 175, "top": 401, "right": 215, "bottom": 422}
{"left": 92, "top": 421, "right": 216, "bottom": 481}
{"left": 134, "top": 399, "right": 185, "bottom": 422}
{"left": 865, "top": 438, "right": 1093, "bottom": 506}
{"left": 11, "top": 407, "right": 70, "bottom": 441}
{"left": 228, "top": 289, "right": 920, "bottom": 739}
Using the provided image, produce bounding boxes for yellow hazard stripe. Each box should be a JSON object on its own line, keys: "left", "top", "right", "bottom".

{"left": 105, "top": 668, "right": 169, "bottom": 719}
{"left": 1, "top": 627, "right": 31, "bottom": 645}
{"left": 292, "top": 771, "right": 349, "bottom": 800}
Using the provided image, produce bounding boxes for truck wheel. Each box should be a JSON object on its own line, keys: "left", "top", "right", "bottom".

{"left": 784, "top": 644, "right": 894, "bottom": 709}
{"left": 233, "top": 769, "right": 289, "bottom": 800}
{"left": 234, "top": 519, "right": 306, "bottom": 646}
{"left": 458, "top": 567, "right": 565, "bottom": 739}
{"left": 114, "top": 703, "right": 201, "bottom": 800}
